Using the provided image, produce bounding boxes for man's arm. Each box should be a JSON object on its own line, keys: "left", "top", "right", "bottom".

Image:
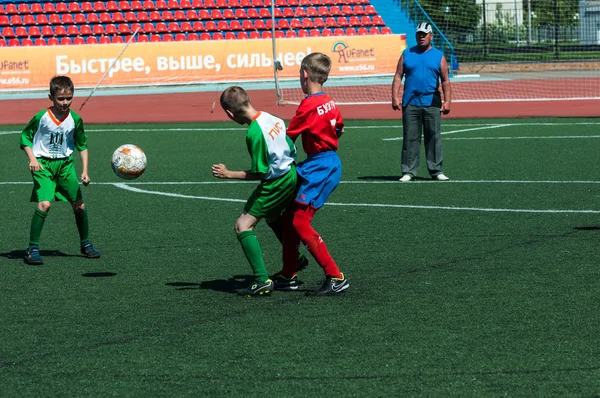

{"left": 440, "top": 56, "right": 452, "bottom": 115}
{"left": 391, "top": 53, "right": 404, "bottom": 111}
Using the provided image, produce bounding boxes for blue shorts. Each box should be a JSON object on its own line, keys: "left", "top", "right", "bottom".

{"left": 295, "top": 151, "right": 341, "bottom": 209}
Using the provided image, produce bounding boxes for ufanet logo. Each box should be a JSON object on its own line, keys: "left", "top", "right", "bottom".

{"left": 331, "top": 42, "right": 375, "bottom": 63}
{"left": 0, "top": 60, "right": 30, "bottom": 71}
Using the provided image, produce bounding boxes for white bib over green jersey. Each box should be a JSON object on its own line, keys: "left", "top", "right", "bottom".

{"left": 247, "top": 112, "right": 296, "bottom": 180}
{"left": 20, "top": 109, "right": 88, "bottom": 159}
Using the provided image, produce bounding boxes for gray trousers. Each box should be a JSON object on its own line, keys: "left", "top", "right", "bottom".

{"left": 401, "top": 105, "right": 443, "bottom": 177}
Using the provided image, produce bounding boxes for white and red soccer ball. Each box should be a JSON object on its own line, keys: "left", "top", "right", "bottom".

{"left": 111, "top": 144, "right": 147, "bottom": 180}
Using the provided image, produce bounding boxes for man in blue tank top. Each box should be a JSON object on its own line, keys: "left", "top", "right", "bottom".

{"left": 391, "top": 22, "right": 452, "bottom": 182}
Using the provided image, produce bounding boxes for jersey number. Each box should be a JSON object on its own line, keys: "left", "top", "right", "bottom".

{"left": 49, "top": 133, "right": 64, "bottom": 145}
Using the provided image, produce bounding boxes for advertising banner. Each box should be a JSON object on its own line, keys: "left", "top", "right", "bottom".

{"left": 0, "top": 35, "right": 406, "bottom": 90}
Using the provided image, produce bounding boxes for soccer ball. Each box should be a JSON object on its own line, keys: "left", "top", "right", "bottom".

{"left": 111, "top": 144, "right": 147, "bottom": 180}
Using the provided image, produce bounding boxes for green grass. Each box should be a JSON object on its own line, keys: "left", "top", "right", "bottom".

{"left": 1, "top": 118, "right": 600, "bottom": 396}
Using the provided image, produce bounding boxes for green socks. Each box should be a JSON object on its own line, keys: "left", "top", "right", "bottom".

{"left": 74, "top": 208, "right": 89, "bottom": 244}
{"left": 29, "top": 208, "right": 48, "bottom": 247}
{"left": 237, "top": 230, "right": 269, "bottom": 282}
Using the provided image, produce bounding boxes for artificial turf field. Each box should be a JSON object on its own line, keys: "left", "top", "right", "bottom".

{"left": 1, "top": 118, "right": 599, "bottom": 396}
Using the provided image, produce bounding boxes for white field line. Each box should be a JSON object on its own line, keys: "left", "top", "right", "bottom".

{"left": 2, "top": 180, "right": 600, "bottom": 185}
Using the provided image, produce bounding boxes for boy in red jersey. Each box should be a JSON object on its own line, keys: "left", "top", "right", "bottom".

{"left": 273, "top": 52, "right": 349, "bottom": 296}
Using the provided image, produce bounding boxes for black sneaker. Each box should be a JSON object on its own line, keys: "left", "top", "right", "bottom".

{"left": 272, "top": 273, "right": 302, "bottom": 291}
{"left": 306, "top": 273, "right": 349, "bottom": 296}
{"left": 237, "top": 279, "right": 274, "bottom": 297}
{"left": 24, "top": 246, "right": 43, "bottom": 265}
{"left": 297, "top": 254, "right": 309, "bottom": 272}
{"left": 81, "top": 242, "right": 101, "bottom": 258}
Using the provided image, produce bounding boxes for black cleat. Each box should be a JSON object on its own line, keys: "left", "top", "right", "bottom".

{"left": 306, "top": 273, "right": 349, "bottom": 296}
{"left": 272, "top": 273, "right": 302, "bottom": 291}
{"left": 297, "top": 254, "right": 309, "bottom": 272}
{"left": 81, "top": 242, "right": 101, "bottom": 258}
{"left": 237, "top": 279, "right": 274, "bottom": 297}
{"left": 24, "top": 246, "right": 43, "bottom": 265}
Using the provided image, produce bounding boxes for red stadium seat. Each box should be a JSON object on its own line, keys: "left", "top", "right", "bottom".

{"left": 36, "top": 14, "right": 50, "bottom": 24}
{"left": 168, "top": 0, "right": 179, "bottom": 8}
{"left": 80, "top": 25, "right": 93, "bottom": 35}
{"left": 217, "top": 20, "right": 229, "bottom": 31}
{"left": 149, "top": 33, "right": 161, "bottom": 41}
{"left": 93, "top": 24, "right": 106, "bottom": 34}
{"left": 301, "top": 17, "right": 313, "bottom": 28}
{"left": 287, "top": 0, "right": 298, "bottom": 5}
{"left": 191, "top": 0, "right": 202, "bottom": 7}
{"left": 211, "top": 32, "right": 223, "bottom": 40}
{"left": 329, "top": 5, "right": 341, "bottom": 15}
{"left": 0, "top": 16, "right": 8, "bottom": 27}
{"left": 306, "top": 6, "right": 318, "bottom": 16}
{"left": 162, "top": 33, "right": 174, "bottom": 41}
{"left": 156, "top": 22, "right": 167, "bottom": 32}
{"left": 175, "top": 33, "right": 186, "bottom": 41}
{"left": 198, "top": 9, "right": 210, "bottom": 19}
{"left": 248, "top": 31, "right": 259, "bottom": 39}
{"left": 297, "top": 29, "right": 308, "bottom": 37}
{"left": 300, "top": 0, "right": 310, "bottom": 5}
{"left": 309, "top": 28, "right": 320, "bottom": 36}
{"left": 15, "top": 26, "right": 28, "bottom": 37}
{"left": 322, "top": 27, "right": 332, "bottom": 36}
{"left": 180, "top": 21, "right": 192, "bottom": 31}
{"left": 333, "top": 27, "right": 343, "bottom": 36}
{"left": 274, "top": 30, "right": 284, "bottom": 38}
{"left": 260, "top": 30, "right": 271, "bottom": 38}
{"left": 93, "top": 1, "right": 106, "bottom": 11}
{"left": 345, "top": 27, "right": 356, "bottom": 35}
{"left": 149, "top": 10, "right": 161, "bottom": 20}
{"left": 341, "top": 5, "right": 352, "bottom": 15}
{"left": 73, "top": 36, "right": 85, "bottom": 44}
{"left": 105, "top": 23, "right": 118, "bottom": 34}
{"left": 18, "top": 3, "right": 31, "bottom": 13}
{"left": 161, "top": 10, "right": 174, "bottom": 21}
{"left": 224, "top": 31, "right": 235, "bottom": 39}
{"left": 277, "top": 19, "right": 289, "bottom": 29}
{"left": 357, "top": 26, "right": 368, "bottom": 35}
{"left": 246, "top": 8, "right": 258, "bottom": 18}
{"left": 200, "top": 32, "right": 211, "bottom": 40}
{"left": 55, "top": 25, "right": 68, "bottom": 36}
{"left": 285, "top": 29, "right": 296, "bottom": 37}
{"left": 168, "top": 22, "right": 180, "bottom": 32}
{"left": 86, "top": 36, "right": 99, "bottom": 44}
{"left": 99, "top": 35, "right": 111, "bottom": 43}
{"left": 210, "top": 9, "right": 223, "bottom": 19}
{"left": 62, "top": 14, "right": 75, "bottom": 24}
{"left": 349, "top": 16, "right": 360, "bottom": 26}
{"left": 124, "top": 11, "right": 136, "bottom": 21}
{"left": 74, "top": 13, "right": 87, "bottom": 23}
{"left": 131, "top": 0, "right": 143, "bottom": 9}
{"left": 353, "top": 5, "right": 365, "bottom": 15}
{"left": 143, "top": 0, "right": 155, "bottom": 9}
{"left": 156, "top": 0, "right": 168, "bottom": 10}
{"left": 81, "top": 2, "right": 94, "bottom": 11}
{"left": 204, "top": 0, "right": 216, "bottom": 7}
{"left": 294, "top": 7, "right": 306, "bottom": 17}
{"left": 186, "top": 10, "right": 198, "bottom": 20}
{"left": 137, "top": 11, "right": 150, "bottom": 21}
{"left": 48, "top": 37, "right": 60, "bottom": 45}
{"left": 228, "top": 0, "right": 240, "bottom": 7}
{"left": 99, "top": 12, "right": 111, "bottom": 22}
{"left": 313, "top": 17, "right": 325, "bottom": 27}
{"left": 180, "top": 0, "right": 192, "bottom": 8}
{"left": 282, "top": 7, "right": 294, "bottom": 17}
{"left": 35, "top": 38, "right": 47, "bottom": 46}
{"left": 41, "top": 25, "right": 54, "bottom": 36}
{"left": 61, "top": 37, "right": 73, "bottom": 45}
{"left": 215, "top": 0, "right": 227, "bottom": 6}
{"left": 143, "top": 22, "right": 155, "bottom": 32}
{"left": 381, "top": 26, "right": 391, "bottom": 34}
{"left": 369, "top": 27, "right": 380, "bottom": 34}
{"left": 49, "top": 14, "right": 62, "bottom": 24}
{"left": 31, "top": 3, "right": 44, "bottom": 13}
{"left": 118, "top": 23, "right": 130, "bottom": 33}
{"left": 130, "top": 22, "right": 143, "bottom": 32}
{"left": 337, "top": 16, "right": 348, "bottom": 26}
{"left": 69, "top": 2, "right": 82, "bottom": 12}
{"left": 43, "top": 3, "right": 56, "bottom": 13}
{"left": 254, "top": 19, "right": 266, "bottom": 29}
{"left": 234, "top": 9, "right": 246, "bottom": 18}
{"left": 273, "top": 8, "right": 283, "bottom": 17}
{"left": 137, "top": 34, "right": 149, "bottom": 41}
{"left": 67, "top": 25, "right": 79, "bottom": 35}
{"left": 10, "top": 15, "right": 23, "bottom": 25}
{"left": 7, "top": 38, "right": 19, "bottom": 46}
{"left": 237, "top": 31, "right": 248, "bottom": 39}
{"left": 229, "top": 20, "right": 241, "bottom": 30}
{"left": 192, "top": 21, "right": 205, "bottom": 31}
{"left": 106, "top": 0, "right": 119, "bottom": 10}
{"left": 187, "top": 32, "right": 199, "bottom": 40}
{"left": 174, "top": 10, "right": 186, "bottom": 20}
{"left": 275, "top": 0, "right": 285, "bottom": 5}
{"left": 112, "top": 35, "right": 124, "bottom": 42}
{"left": 112, "top": 12, "right": 125, "bottom": 22}
{"left": 241, "top": 20, "right": 252, "bottom": 30}
{"left": 29, "top": 26, "right": 42, "bottom": 37}
{"left": 259, "top": 8, "right": 270, "bottom": 18}
{"left": 205, "top": 20, "right": 217, "bottom": 31}
{"left": 372, "top": 15, "right": 383, "bottom": 25}
{"left": 87, "top": 13, "right": 100, "bottom": 23}
{"left": 290, "top": 18, "right": 301, "bottom": 28}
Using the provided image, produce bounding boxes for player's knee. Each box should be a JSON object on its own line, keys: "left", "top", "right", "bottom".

{"left": 234, "top": 221, "right": 251, "bottom": 234}
{"left": 38, "top": 201, "right": 51, "bottom": 212}
{"left": 72, "top": 201, "right": 85, "bottom": 213}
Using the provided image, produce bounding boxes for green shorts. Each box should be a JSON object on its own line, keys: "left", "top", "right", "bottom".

{"left": 244, "top": 166, "right": 297, "bottom": 219}
{"left": 30, "top": 157, "right": 82, "bottom": 203}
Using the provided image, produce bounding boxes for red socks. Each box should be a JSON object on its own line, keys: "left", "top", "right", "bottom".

{"left": 281, "top": 204, "right": 342, "bottom": 279}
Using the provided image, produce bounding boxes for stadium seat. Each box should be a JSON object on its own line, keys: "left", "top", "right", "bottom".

{"left": 273, "top": 8, "right": 283, "bottom": 17}
{"left": 372, "top": 15, "right": 383, "bottom": 25}
{"left": 321, "top": 27, "right": 332, "bottom": 36}
{"left": 150, "top": 33, "right": 161, "bottom": 41}
{"left": 43, "top": 3, "right": 56, "bottom": 13}
{"left": 174, "top": 10, "right": 186, "bottom": 20}
{"left": 10, "top": 15, "right": 23, "bottom": 25}
{"left": 297, "top": 29, "right": 308, "bottom": 37}
{"left": 62, "top": 14, "right": 75, "bottom": 24}
{"left": 352, "top": 5, "right": 365, "bottom": 15}
{"left": 204, "top": 0, "right": 216, "bottom": 7}
{"left": 168, "top": 0, "right": 179, "bottom": 8}
{"left": 306, "top": 6, "right": 318, "bottom": 16}
{"left": 86, "top": 36, "right": 99, "bottom": 44}
{"left": 180, "top": 0, "right": 192, "bottom": 8}
{"left": 112, "top": 35, "right": 124, "bottom": 42}
{"left": 224, "top": 31, "right": 235, "bottom": 40}
{"left": 360, "top": 15, "right": 372, "bottom": 26}
{"left": 31, "top": 3, "right": 44, "bottom": 13}
{"left": 282, "top": 7, "right": 294, "bottom": 17}
{"left": 349, "top": 16, "right": 360, "bottom": 26}
{"left": 337, "top": 16, "right": 348, "bottom": 27}
{"left": 0, "top": 15, "right": 9, "bottom": 27}
{"left": 274, "top": 30, "right": 284, "bottom": 38}
{"left": 229, "top": 20, "right": 242, "bottom": 30}
{"left": 259, "top": 8, "right": 271, "bottom": 18}
{"left": 55, "top": 26, "right": 68, "bottom": 36}
{"left": 60, "top": 37, "right": 73, "bottom": 45}
{"left": 254, "top": 19, "right": 266, "bottom": 29}
{"left": 191, "top": 0, "right": 202, "bottom": 8}
{"left": 81, "top": 2, "right": 94, "bottom": 12}
{"left": 73, "top": 36, "right": 85, "bottom": 45}
{"left": 192, "top": 21, "right": 205, "bottom": 31}
{"left": 162, "top": 11, "right": 175, "bottom": 21}
{"left": 341, "top": 5, "right": 352, "bottom": 15}
{"left": 241, "top": 20, "right": 252, "bottom": 30}
{"left": 143, "top": 22, "right": 155, "bottom": 32}
{"left": 187, "top": 32, "right": 199, "bottom": 40}
{"left": 155, "top": 0, "right": 168, "bottom": 8}
{"left": 99, "top": 12, "right": 111, "bottom": 22}
{"left": 317, "top": 6, "right": 329, "bottom": 16}
{"left": 345, "top": 27, "right": 356, "bottom": 35}
{"left": 35, "top": 38, "right": 47, "bottom": 46}
{"left": 175, "top": 33, "right": 186, "bottom": 41}
{"left": 106, "top": 1, "right": 118, "bottom": 11}
{"left": 67, "top": 25, "right": 79, "bottom": 35}
{"left": 285, "top": 29, "right": 297, "bottom": 38}
{"left": 234, "top": 9, "right": 247, "bottom": 19}
{"left": 162, "top": 33, "right": 174, "bottom": 41}
{"left": 168, "top": 22, "right": 180, "bottom": 32}
{"left": 143, "top": 0, "right": 155, "bottom": 9}
{"left": 246, "top": 8, "right": 258, "bottom": 18}
{"left": 216, "top": 0, "right": 228, "bottom": 7}
{"left": 237, "top": 31, "right": 248, "bottom": 39}
{"left": 290, "top": 18, "right": 301, "bottom": 28}
{"left": 17, "top": 3, "right": 31, "bottom": 14}
{"left": 277, "top": 19, "right": 289, "bottom": 29}
{"left": 212, "top": 32, "right": 224, "bottom": 40}
{"left": 325, "top": 17, "right": 337, "bottom": 27}
{"left": 301, "top": 17, "right": 313, "bottom": 28}
{"left": 210, "top": 9, "right": 224, "bottom": 19}
{"left": 295, "top": 7, "right": 306, "bottom": 17}
{"left": 364, "top": 4, "right": 376, "bottom": 15}
{"left": 217, "top": 20, "right": 229, "bottom": 31}
{"left": 36, "top": 14, "right": 49, "bottom": 24}
{"left": 134, "top": 11, "right": 148, "bottom": 21}
{"left": 287, "top": 0, "right": 298, "bottom": 5}
{"left": 41, "top": 25, "right": 54, "bottom": 36}
{"left": 48, "top": 37, "right": 60, "bottom": 45}
{"left": 180, "top": 21, "right": 192, "bottom": 31}
{"left": 313, "top": 17, "right": 325, "bottom": 27}
{"left": 357, "top": 26, "right": 367, "bottom": 35}
{"left": 99, "top": 35, "right": 111, "bottom": 43}
{"left": 156, "top": 22, "right": 167, "bottom": 32}
{"left": 137, "top": 34, "right": 149, "bottom": 41}
{"left": 198, "top": 10, "right": 210, "bottom": 19}
{"left": 369, "top": 27, "right": 380, "bottom": 35}
{"left": 329, "top": 5, "right": 341, "bottom": 15}
{"left": 248, "top": 31, "right": 259, "bottom": 39}
{"left": 130, "top": 22, "right": 143, "bottom": 32}
{"left": 333, "top": 27, "right": 343, "bottom": 36}
{"left": 309, "top": 28, "right": 320, "bottom": 36}
{"left": 131, "top": 0, "right": 143, "bottom": 10}
{"left": 199, "top": 32, "right": 211, "bottom": 40}
{"left": 112, "top": 12, "right": 126, "bottom": 22}
{"left": 48, "top": 14, "right": 62, "bottom": 24}
{"left": 124, "top": 11, "right": 136, "bottom": 21}
{"left": 69, "top": 2, "right": 82, "bottom": 13}
{"left": 227, "top": 0, "right": 240, "bottom": 7}
{"left": 118, "top": 23, "right": 130, "bottom": 33}
{"left": 93, "top": 24, "right": 106, "bottom": 34}
{"left": 149, "top": 10, "right": 161, "bottom": 20}
{"left": 7, "top": 38, "right": 20, "bottom": 47}
{"left": 205, "top": 21, "right": 217, "bottom": 31}
{"left": 381, "top": 26, "right": 391, "bottom": 34}
{"left": 28, "top": 26, "right": 42, "bottom": 37}
{"left": 87, "top": 13, "right": 100, "bottom": 23}
{"left": 275, "top": 0, "right": 285, "bottom": 5}
{"left": 261, "top": 30, "right": 271, "bottom": 38}
{"left": 15, "top": 26, "right": 28, "bottom": 37}
{"left": 80, "top": 25, "right": 93, "bottom": 35}
{"left": 93, "top": 1, "right": 106, "bottom": 11}
{"left": 74, "top": 13, "right": 87, "bottom": 24}
{"left": 105, "top": 24, "right": 118, "bottom": 34}
{"left": 186, "top": 10, "right": 198, "bottom": 20}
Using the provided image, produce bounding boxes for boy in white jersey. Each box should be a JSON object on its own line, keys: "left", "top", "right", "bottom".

{"left": 212, "top": 86, "right": 299, "bottom": 297}
{"left": 20, "top": 75, "right": 100, "bottom": 265}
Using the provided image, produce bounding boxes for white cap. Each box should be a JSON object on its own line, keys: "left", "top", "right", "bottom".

{"left": 416, "top": 22, "right": 432, "bottom": 34}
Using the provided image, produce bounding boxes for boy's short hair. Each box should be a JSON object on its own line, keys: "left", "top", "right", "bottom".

{"left": 49, "top": 75, "right": 74, "bottom": 96}
{"left": 220, "top": 86, "right": 251, "bottom": 114}
{"left": 301, "top": 53, "right": 331, "bottom": 85}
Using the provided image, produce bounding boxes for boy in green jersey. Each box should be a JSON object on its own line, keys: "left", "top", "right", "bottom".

{"left": 212, "top": 86, "right": 299, "bottom": 297}
{"left": 20, "top": 75, "right": 100, "bottom": 265}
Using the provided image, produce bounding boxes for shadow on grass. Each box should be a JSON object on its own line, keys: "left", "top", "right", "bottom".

{"left": 0, "top": 249, "right": 78, "bottom": 263}
{"left": 357, "top": 176, "right": 400, "bottom": 181}
{"left": 82, "top": 272, "right": 117, "bottom": 277}
{"left": 173, "top": 275, "right": 255, "bottom": 293}
{"left": 574, "top": 226, "right": 600, "bottom": 231}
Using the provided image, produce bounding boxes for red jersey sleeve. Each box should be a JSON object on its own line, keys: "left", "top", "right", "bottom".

{"left": 286, "top": 108, "right": 307, "bottom": 142}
